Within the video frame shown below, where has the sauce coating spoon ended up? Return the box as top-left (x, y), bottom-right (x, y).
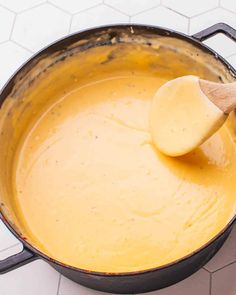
top-left (150, 75), bottom-right (236, 157)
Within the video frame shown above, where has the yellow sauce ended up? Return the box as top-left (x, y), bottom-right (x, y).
top-left (13, 72), bottom-right (236, 272)
top-left (150, 75), bottom-right (227, 156)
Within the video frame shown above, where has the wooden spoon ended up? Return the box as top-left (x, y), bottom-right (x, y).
top-left (150, 75), bottom-right (236, 157)
top-left (199, 79), bottom-right (236, 114)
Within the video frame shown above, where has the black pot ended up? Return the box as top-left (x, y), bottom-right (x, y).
top-left (0, 23), bottom-right (236, 294)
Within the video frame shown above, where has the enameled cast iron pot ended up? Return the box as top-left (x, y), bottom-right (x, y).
top-left (0, 23), bottom-right (236, 294)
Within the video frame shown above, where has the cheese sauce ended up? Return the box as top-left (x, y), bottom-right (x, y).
top-left (13, 72), bottom-right (236, 272)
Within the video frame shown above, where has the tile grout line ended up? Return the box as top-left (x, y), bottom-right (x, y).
top-left (161, 4), bottom-right (189, 18)
top-left (188, 6), bottom-right (218, 19)
top-left (131, 4), bottom-right (161, 17)
top-left (103, 3), bottom-right (131, 17)
top-left (220, 6), bottom-right (236, 16)
top-left (71, 3), bottom-right (103, 16)
top-left (68, 15), bottom-right (73, 34)
top-left (48, 2), bottom-right (104, 16)
top-left (67, 3), bottom-right (108, 34)
top-left (57, 274), bottom-right (62, 295)
top-left (211, 261), bottom-right (236, 274)
top-left (226, 53), bottom-right (236, 58)
top-left (47, 1), bottom-right (73, 15)
top-left (0, 242), bottom-right (20, 254)
top-left (16, 1), bottom-right (48, 14)
top-left (0, 3), bottom-right (15, 13)
top-left (187, 17), bottom-right (190, 34)
top-left (0, 40), bottom-right (10, 45)
top-left (10, 39), bottom-right (34, 54)
top-left (203, 266), bottom-right (211, 274)
top-left (9, 13), bottom-right (17, 40)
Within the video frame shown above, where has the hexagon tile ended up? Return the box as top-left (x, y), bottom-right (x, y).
top-left (12, 3), bottom-right (71, 52)
top-left (70, 4), bottom-right (129, 33)
top-left (49, 0), bottom-right (102, 14)
top-left (203, 33), bottom-right (236, 59)
top-left (0, 7), bottom-right (14, 43)
top-left (0, 41), bottom-right (32, 88)
top-left (211, 263), bottom-right (236, 295)
top-left (104, 0), bottom-right (160, 16)
top-left (131, 6), bottom-right (188, 33)
top-left (189, 7), bottom-right (236, 34)
top-left (163, 0), bottom-right (218, 17)
top-left (0, 0), bottom-right (46, 13)
top-left (0, 260), bottom-right (60, 295)
top-left (1, 1), bottom-right (236, 295)
top-left (221, 0), bottom-right (236, 13)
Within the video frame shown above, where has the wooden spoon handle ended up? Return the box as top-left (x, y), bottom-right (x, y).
top-left (199, 80), bottom-right (236, 114)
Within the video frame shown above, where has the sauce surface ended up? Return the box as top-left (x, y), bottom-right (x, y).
top-left (13, 74), bottom-right (236, 272)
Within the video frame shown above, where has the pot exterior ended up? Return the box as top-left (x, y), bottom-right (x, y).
top-left (50, 224), bottom-right (232, 294)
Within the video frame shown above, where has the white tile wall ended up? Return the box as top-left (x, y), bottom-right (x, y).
top-left (203, 33), bottom-right (236, 58)
top-left (12, 3), bottom-right (71, 51)
top-left (59, 276), bottom-right (112, 295)
top-left (70, 5), bottom-right (128, 32)
top-left (0, 243), bottom-right (22, 260)
top-left (163, 0), bottom-right (218, 17)
top-left (189, 8), bottom-right (236, 34)
top-left (0, 7), bottom-right (14, 43)
top-left (49, 0), bottom-right (102, 14)
top-left (0, 0), bottom-right (236, 294)
top-left (0, 221), bottom-right (20, 252)
top-left (0, 0), bottom-right (46, 12)
top-left (0, 41), bottom-right (32, 88)
top-left (131, 6), bottom-right (188, 33)
top-left (227, 54), bottom-right (236, 68)
top-left (221, 0), bottom-right (236, 13)
top-left (0, 260), bottom-right (60, 295)
top-left (104, 0), bottom-right (160, 16)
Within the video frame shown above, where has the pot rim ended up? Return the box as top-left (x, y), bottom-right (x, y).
top-left (0, 23), bottom-right (236, 277)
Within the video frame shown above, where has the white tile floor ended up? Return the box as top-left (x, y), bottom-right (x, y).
top-left (0, 0), bottom-right (236, 294)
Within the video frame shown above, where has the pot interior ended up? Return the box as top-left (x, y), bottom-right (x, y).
top-left (0, 26), bottom-right (236, 271)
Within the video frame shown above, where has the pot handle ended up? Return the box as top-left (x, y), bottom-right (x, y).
top-left (0, 246), bottom-right (37, 274)
top-left (192, 22), bottom-right (236, 42)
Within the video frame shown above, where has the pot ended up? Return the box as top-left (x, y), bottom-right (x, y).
top-left (0, 23), bottom-right (236, 294)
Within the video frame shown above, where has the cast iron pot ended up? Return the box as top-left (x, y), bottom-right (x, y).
top-left (0, 23), bottom-right (236, 294)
